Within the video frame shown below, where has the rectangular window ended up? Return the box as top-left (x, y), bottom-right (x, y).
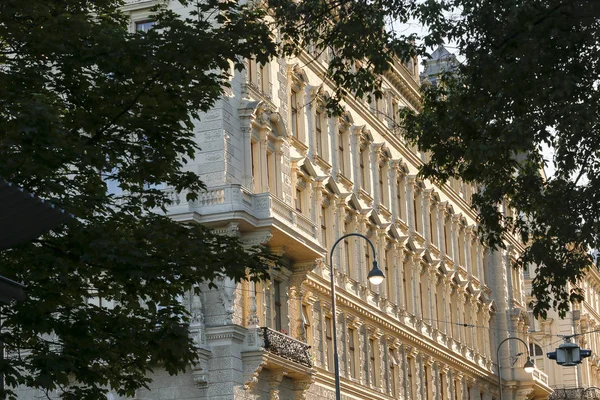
top-left (302, 304), bottom-right (311, 343)
top-left (392, 100), bottom-right (399, 129)
top-left (338, 130), bottom-right (345, 175)
top-left (360, 149), bottom-right (368, 190)
top-left (419, 279), bottom-right (424, 318)
top-left (379, 165), bottom-right (385, 205)
top-left (397, 179), bottom-right (404, 220)
top-left (369, 338), bottom-right (376, 385)
top-left (364, 239), bottom-right (371, 275)
top-left (295, 188), bottom-right (303, 212)
top-left (325, 316), bottom-right (333, 370)
top-left (259, 63), bottom-right (268, 94)
top-left (385, 248), bottom-right (394, 303)
top-left (389, 349), bottom-right (396, 395)
top-left (268, 152), bottom-right (278, 195)
top-left (291, 91), bottom-right (299, 139)
top-left (424, 365), bottom-right (431, 400)
top-left (274, 281), bottom-right (282, 331)
top-left (136, 20), bottom-right (155, 32)
top-left (321, 206), bottom-right (327, 247)
top-left (407, 356), bottom-right (415, 400)
top-left (348, 328), bottom-right (356, 378)
top-left (315, 110), bottom-right (323, 155)
top-left (429, 206), bottom-right (438, 248)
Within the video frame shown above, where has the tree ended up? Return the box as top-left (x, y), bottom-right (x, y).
top-left (402, 0), bottom-right (600, 318)
top-left (0, 0), bottom-right (278, 398)
top-left (268, 0), bottom-right (600, 318)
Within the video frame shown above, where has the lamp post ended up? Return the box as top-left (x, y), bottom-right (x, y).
top-left (496, 336), bottom-right (536, 400)
top-left (329, 233), bottom-right (385, 400)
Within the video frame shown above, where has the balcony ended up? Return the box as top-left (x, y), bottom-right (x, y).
top-left (165, 184), bottom-right (324, 261)
top-left (550, 387), bottom-right (600, 400)
top-left (261, 327), bottom-right (312, 368)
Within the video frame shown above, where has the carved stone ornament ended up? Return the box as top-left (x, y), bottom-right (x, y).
top-left (191, 348), bottom-right (211, 387)
top-left (243, 359), bottom-right (267, 390)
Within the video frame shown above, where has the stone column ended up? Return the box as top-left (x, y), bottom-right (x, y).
top-left (399, 345), bottom-right (409, 400)
top-left (406, 175), bottom-right (416, 233)
top-left (446, 369), bottom-right (456, 400)
top-left (431, 360), bottom-right (440, 400)
top-left (460, 375), bottom-right (469, 400)
top-left (414, 351), bottom-right (424, 400)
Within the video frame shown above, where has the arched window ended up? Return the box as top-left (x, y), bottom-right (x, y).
top-left (529, 343), bottom-right (544, 372)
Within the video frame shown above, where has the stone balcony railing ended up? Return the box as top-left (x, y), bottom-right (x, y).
top-left (532, 368), bottom-right (549, 385)
top-left (164, 184), bottom-right (319, 242)
top-left (261, 327), bottom-right (312, 368)
top-left (549, 387), bottom-right (600, 400)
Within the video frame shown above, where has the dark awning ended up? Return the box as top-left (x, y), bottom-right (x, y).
top-left (0, 179), bottom-right (70, 250)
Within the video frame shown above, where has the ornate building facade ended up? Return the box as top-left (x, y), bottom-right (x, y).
top-left (14, 2), bottom-right (556, 399)
top-left (116, 2), bottom-right (554, 400)
top-left (527, 263), bottom-right (600, 399)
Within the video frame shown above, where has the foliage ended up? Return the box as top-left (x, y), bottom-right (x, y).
top-left (402, 0), bottom-right (600, 318)
top-left (0, 0), bottom-right (278, 398)
top-left (269, 0), bottom-right (600, 317)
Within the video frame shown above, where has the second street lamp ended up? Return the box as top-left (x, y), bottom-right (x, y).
top-left (328, 233), bottom-right (384, 400)
top-left (496, 336), bottom-right (535, 399)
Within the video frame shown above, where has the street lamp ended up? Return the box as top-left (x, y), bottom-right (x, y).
top-left (496, 336), bottom-right (535, 400)
top-left (328, 233), bottom-right (384, 400)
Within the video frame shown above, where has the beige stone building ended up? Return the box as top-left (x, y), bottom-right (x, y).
top-left (119, 3), bottom-right (554, 400)
top-left (17, 3), bottom-right (557, 399)
top-left (527, 262), bottom-right (600, 399)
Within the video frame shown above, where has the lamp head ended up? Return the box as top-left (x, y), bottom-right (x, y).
top-left (523, 357), bottom-right (535, 373)
top-left (367, 261), bottom-right (385, 285)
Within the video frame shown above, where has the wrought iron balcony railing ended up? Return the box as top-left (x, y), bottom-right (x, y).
top-left (550, 387), bottom-right (600, 400)
top-left (261, 327), bottom-right (312, 368)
